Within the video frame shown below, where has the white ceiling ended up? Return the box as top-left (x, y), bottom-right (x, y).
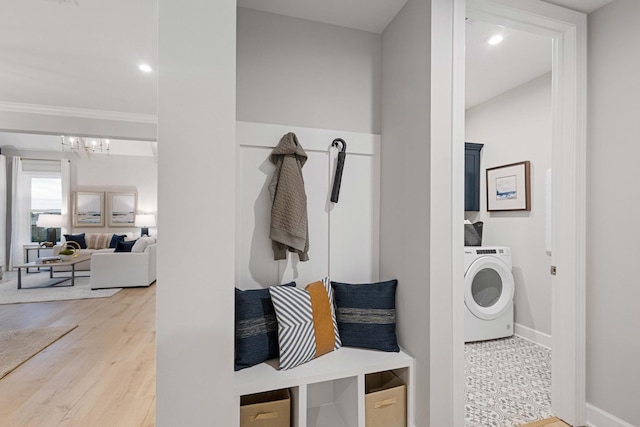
top-left (0, 0), bottom-right (615, 153)
top-left (237, 0), bottom-right (408, 34)
top-left (0, 0), bottom-right (157, 115)
top-left (465, 20), bottom-right (552, 109)
top-left (462, 0), bottom-right (614, 108)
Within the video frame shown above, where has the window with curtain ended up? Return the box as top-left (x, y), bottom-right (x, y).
top-left (22, 160), bottom-right (62, 243)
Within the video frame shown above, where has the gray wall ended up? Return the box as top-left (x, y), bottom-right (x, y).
top-left (465, 73), bottom-right (553, 336)
top-left (381, 0), bottom-right (432, 424)
top-left (587, 1), bottom-right (640, 425)
top-left (237, 7), bottom-right (381, 134)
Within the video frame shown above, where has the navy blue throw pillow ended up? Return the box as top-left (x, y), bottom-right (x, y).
top-left (109, 234), bottom-right (127, 249)
top-left (235, 282), bottom-right (296, 371)
top-left (63, 233), bottom-right (87, 249)
top-left (114, 240), bottom-right (136, 253)
top-left (331, 279), bottom-right (400, 352)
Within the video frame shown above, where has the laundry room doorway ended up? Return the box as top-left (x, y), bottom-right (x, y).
top-left (455, 1), bottom-right (587, 426)
top-left (463, 12), bottom-right (554, 427)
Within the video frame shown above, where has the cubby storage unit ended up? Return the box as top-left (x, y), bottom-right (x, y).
top-left (307, 377), bottom-right (358, 427)
top-left (234, 347), bottom-right (414, 427)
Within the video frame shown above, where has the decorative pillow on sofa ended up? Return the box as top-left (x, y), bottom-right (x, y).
top-left (331, 279), bottom-right (399, 352)
top-left (63, 233), bottom-right (87, 249)
top-left (269, 277), bottom-right (341, 370)
top-left (131, 236), bottom-right (154, 253)
top-left (234, 282), bottom-right (296, 371)
top-left (85, 233), bottom-right (113, 249)
top-left (109, 234), bottom-right (127, 249)
top-left (114, 240), bottom-right (137, 253)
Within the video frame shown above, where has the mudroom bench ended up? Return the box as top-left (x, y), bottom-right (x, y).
top-left (234, 347), bottom-right (415, 427)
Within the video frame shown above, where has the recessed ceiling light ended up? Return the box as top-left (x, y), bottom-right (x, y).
top-left (488, 35), bottom-right (504, 45)
top-left (138, 64), bottom-right (153, 73)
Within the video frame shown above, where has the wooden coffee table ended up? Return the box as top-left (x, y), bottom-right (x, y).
top-left (14, 258), bottom-right (85, 289)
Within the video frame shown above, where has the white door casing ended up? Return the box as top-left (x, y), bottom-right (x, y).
top-left (460, 1), bottom-right (587, 425)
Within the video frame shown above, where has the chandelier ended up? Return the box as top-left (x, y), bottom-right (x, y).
top-left (61, 135), bottom-right (110, 155)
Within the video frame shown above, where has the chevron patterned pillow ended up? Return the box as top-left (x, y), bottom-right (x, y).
top-left (269, 277), bottom-right (342, 370)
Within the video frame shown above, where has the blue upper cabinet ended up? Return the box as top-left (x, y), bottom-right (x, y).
top-left (465, 143), bottom-right (484, 211)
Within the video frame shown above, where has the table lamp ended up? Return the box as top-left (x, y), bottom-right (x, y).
top-left (135, 214), bottom-right (156, 237)
top-left (36, 214), bottom-right (62, 245)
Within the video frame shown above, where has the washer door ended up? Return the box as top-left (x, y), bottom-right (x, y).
top-left (464, 257), bottom-right (514, 320)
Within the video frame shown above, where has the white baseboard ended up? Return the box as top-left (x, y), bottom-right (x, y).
top-left (514, 323), bottom-right (551, 349)
top-left (586, 403), bottom-right (635, 427)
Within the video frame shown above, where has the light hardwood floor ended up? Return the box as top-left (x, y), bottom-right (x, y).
top-left (0, 280), bottom-right (155, 426)
top-left (522, 417), bottom-right (571, 427)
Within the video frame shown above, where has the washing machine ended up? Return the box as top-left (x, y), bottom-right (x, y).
top-left (464, 246), bottom-right (514, 342)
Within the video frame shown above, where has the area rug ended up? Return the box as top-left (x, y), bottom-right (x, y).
top-left (0, 325), bottom-right (77, 379)
top-left (0, 274), bottom-right (122, 305)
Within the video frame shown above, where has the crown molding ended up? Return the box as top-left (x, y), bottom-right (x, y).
top-left (0, 101), bottom-right (158, 124)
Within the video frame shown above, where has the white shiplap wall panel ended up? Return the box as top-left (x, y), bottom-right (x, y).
top-left (329, 150), bottom-right (380, 283)
top-left (236, 121), bottom-right (379, 289)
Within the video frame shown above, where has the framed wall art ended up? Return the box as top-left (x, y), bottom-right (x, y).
top-left (73, 191), bottom-right (105, 227)
top-left (107, 192), bottom-right (137, 227)
top-left (486, 161), bottom-right (531, 211)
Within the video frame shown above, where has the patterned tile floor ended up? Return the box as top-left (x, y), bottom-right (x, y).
top-left (465, 336), bottom-right (553, 427)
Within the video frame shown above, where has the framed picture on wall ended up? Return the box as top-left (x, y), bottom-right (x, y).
top-left (73, 191), bottom-right (105, 227)
top-left (486, 161), bottom-right (531, 211)
top-left (107, 192), bottom-right (137, 227)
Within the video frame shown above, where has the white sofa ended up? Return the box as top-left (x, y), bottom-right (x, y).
top-left (90, 242), bottom-right (157, 289)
